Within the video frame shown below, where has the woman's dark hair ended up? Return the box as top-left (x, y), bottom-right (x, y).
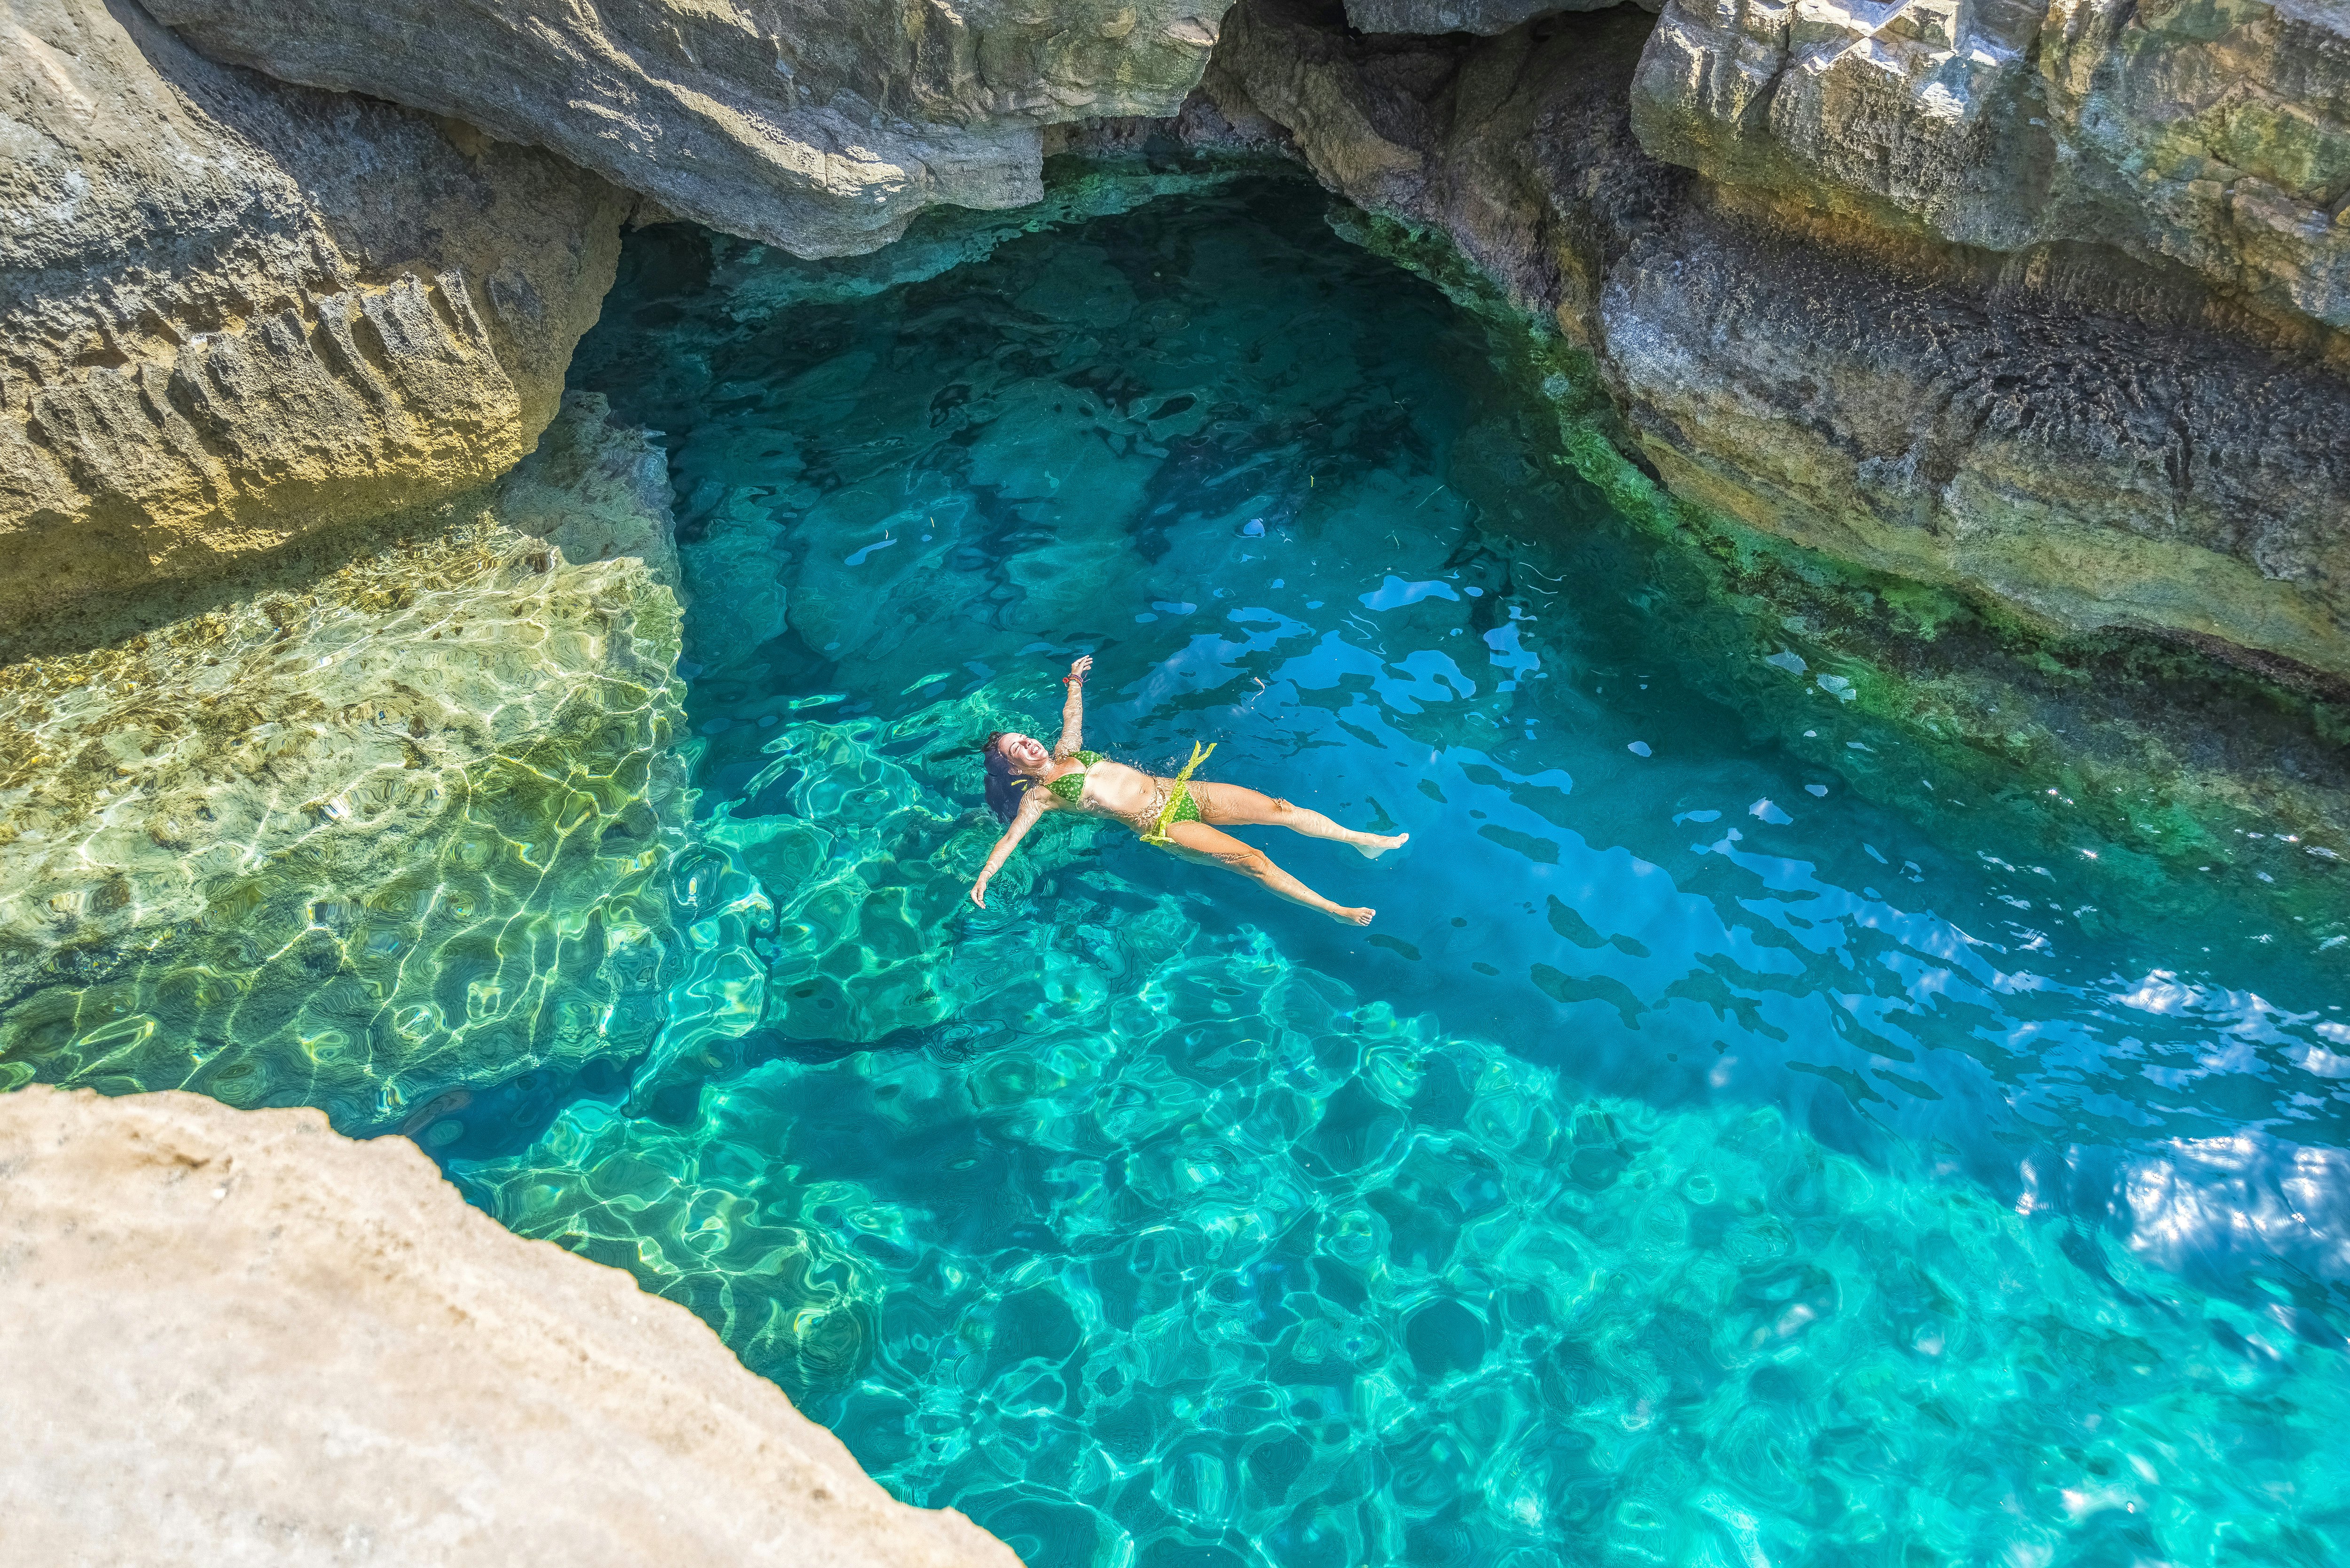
top-left (982, 732), bottom-right (1028, 825)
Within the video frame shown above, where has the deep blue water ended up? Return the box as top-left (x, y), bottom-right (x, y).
top-left (451, 175), bottom-right (2350, 1567)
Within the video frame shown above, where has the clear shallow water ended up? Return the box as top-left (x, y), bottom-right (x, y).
top-left (445, 177), bottom-right (2350, 1565)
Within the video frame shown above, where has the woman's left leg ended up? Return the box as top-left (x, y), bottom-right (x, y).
top-left (1159, 819), bottom-right (1373, 925)
top-left (1190, 780), bottom-right (1408, 859)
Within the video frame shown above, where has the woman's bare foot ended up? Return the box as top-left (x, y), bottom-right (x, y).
top-left (1331, 905), bottom-right (1374, 926)
top-left (1353, 832), bottom-right (1409, 860)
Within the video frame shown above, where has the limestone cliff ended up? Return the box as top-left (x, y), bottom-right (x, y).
top-left (0, 0), bottom-right (629, 629)
top-left (1633, 0), bottom-right (2350, 339)
top-left (0, 395), bottom-right (688, 1132)
top-left (149, 0), bottom-right (1238, 258)
top-left (1193, 0), bottom-right (2350, 683)
top-left (0, 1085), bottom-right (1021, 1568)
top-left (19, 0), bottom-right (2341, 691)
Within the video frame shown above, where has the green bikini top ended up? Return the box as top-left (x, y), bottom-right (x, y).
top-left (1044, 751), bottom-right (1104, 804)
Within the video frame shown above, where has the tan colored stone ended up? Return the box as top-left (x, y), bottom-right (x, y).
top-left (0, 0), bottom-right (628, 623)
top-left (0, 1085), bottom-right (1021, 1568)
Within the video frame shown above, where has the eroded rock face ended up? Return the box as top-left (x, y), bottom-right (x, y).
top-left (1632, 0), bottom-right (2350, 336)
top-left (149, 0), bottom-right (1238, 258)
top-left (0, 396), bottom-right (688, 1132)
top-left (0, 1085), bottom-right (1021, 1568)
top-left (0, 0), bottom-right (629, 627)
top-left (1194, 0), bottom-right (2350, 680)
top-left (1597, 215), bottom-right (2350, 668)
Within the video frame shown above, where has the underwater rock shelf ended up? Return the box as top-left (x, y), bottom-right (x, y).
top-left (0, 396), bottom-right (691, 1129)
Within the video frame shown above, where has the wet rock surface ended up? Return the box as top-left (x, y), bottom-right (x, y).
top-left (0, 397), bottom-right (687, 1132)
top-left (0, 0), bottom-right (629, 625)
top-left (1191, 0), bottom-right (2350, 680)
top-left (151, 0), bottom-right (1241, 258)
top-left (0, 1084), bottom-right (1021, 1568)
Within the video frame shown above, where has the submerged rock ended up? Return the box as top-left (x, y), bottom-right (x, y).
top-left (0, 1085), bottom-right (1019, 1568)
top-left (150, 0), bottom-right (1240, 258)
top-left (0, 0), bottom-right (630, 629)
top-left (0, 397), bottom-right (688, 1131)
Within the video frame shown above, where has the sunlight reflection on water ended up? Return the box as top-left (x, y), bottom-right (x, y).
top-left (446, 175), bottom-right (2350, 1567)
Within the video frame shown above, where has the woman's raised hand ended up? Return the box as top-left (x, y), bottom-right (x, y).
top-left (1066, 654), bottom-right (1092, 685)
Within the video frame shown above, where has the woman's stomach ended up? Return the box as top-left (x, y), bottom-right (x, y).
top-left (1075, 763), bottom-right (1159, 822)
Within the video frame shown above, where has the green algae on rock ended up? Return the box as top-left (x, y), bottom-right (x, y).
top-left (1333, 203), bottom-right (2350, 920)
top-left (0, 398), bottom-right (688, 1132)
top-left (1189, 0), bottom-right (2350, 685)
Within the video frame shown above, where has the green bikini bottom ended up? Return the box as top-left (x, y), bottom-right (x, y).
top-left (1143, 742), bottom-right (1214, 844)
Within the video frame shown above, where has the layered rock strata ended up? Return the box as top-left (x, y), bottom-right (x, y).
top-left (1193, 0), bottom-right (2350, 682)
top-left (1633, 0), bottom-right (2350, 340)
top-left (0, 0), bottom-right (629, 628)
top-left (0, 1085), bottom-right (1019, 1568)
top-left (151, 0), bottom-right (1239, 257)
top-left (0, 396), bottom-right (687, 1131)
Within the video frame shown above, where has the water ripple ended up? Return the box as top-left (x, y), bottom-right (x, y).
top-left (451, 172), bottom-right (2350, 1564)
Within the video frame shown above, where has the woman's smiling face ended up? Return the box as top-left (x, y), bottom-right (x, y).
top-left (995, 731), bottom-right (1052, 772)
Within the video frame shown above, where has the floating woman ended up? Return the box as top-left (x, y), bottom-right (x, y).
top-left (971, 656), bottom-right (1408, 925)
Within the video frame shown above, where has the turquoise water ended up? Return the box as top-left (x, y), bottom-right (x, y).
top-left (449, 176), bottom-right (2350, 1565)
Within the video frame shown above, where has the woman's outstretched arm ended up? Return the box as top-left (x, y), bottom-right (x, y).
top-left (970, 789), bottom-right (1051, 909)
top-left (1053, 655), bottom-right (1093, 758)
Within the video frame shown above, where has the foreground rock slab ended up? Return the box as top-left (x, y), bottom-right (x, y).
top-left (0, 1085), bottom-right (1020, 1568)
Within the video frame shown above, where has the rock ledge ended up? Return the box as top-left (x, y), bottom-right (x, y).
top-left (0, 1085), bottom-right (1019, 1568)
